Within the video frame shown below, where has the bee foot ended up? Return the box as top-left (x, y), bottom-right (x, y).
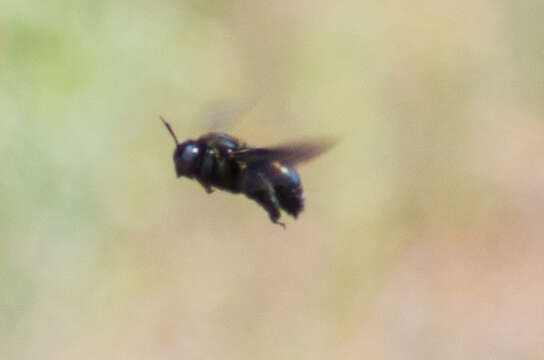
top-left (198, 180), bottom-right (214, 194)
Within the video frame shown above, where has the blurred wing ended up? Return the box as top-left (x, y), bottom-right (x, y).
top-left (233, 138), bottom-right (337, 166)
top-left (202, 98), bottom-right (260, 132)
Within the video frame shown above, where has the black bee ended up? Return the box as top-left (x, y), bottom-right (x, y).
top-left (161, 117), bottom-right (334, 227)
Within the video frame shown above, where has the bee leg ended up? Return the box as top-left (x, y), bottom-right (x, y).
top-left (245, 174), bottom-right (285, 228)
top-left (247, 190), bottom-right (285, 228)
top-left (241, 170), bottom-right (285, 228)
top-left (198, 179), bottom-right (214, 194)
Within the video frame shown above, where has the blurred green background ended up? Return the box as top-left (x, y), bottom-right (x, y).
top-left (2, 1), bottom-right (544, 358)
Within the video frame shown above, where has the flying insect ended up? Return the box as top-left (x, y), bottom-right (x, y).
top-left (161, 116), bottom-right (334, 228)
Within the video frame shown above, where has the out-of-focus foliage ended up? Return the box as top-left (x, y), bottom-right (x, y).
top-left (2, 1), bottom-right (544, 359)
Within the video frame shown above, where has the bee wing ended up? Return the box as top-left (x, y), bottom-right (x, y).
top-left (202, 98), bottom-right (260, 132)
top-left (232, 138), bottom-right (337, 166)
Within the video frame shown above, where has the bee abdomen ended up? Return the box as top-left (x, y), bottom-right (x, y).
top-left (275, 183), bottom-right (304, 218)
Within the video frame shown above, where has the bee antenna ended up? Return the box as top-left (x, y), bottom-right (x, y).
top-left (160, 116), bottom-right (179, 145)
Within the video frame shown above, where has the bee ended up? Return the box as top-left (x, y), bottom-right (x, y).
top-left (161, 116), bottom-right (334, 228)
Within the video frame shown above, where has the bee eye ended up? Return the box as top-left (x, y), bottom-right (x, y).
top-left (184, 144), bottom-right (199, 158)
top-left (181, 144), bottom-right (200, 166)
top-left (174, 142), bottom-right (201, 176)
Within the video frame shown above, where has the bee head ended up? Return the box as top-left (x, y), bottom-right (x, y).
top-left (173, 141), bottom-right (201, 177)
top-left (161, 116), bottom-right (200, 178)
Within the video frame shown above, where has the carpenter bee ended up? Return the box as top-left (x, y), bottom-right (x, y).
top-left (161, 116), bottom-right (334, 228)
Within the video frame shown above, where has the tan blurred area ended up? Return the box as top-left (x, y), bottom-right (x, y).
top-left (2, 1), bottom-right (544, 359)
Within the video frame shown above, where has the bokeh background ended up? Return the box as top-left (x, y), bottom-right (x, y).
top-left (2, 1), bottom-right (544, 358)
